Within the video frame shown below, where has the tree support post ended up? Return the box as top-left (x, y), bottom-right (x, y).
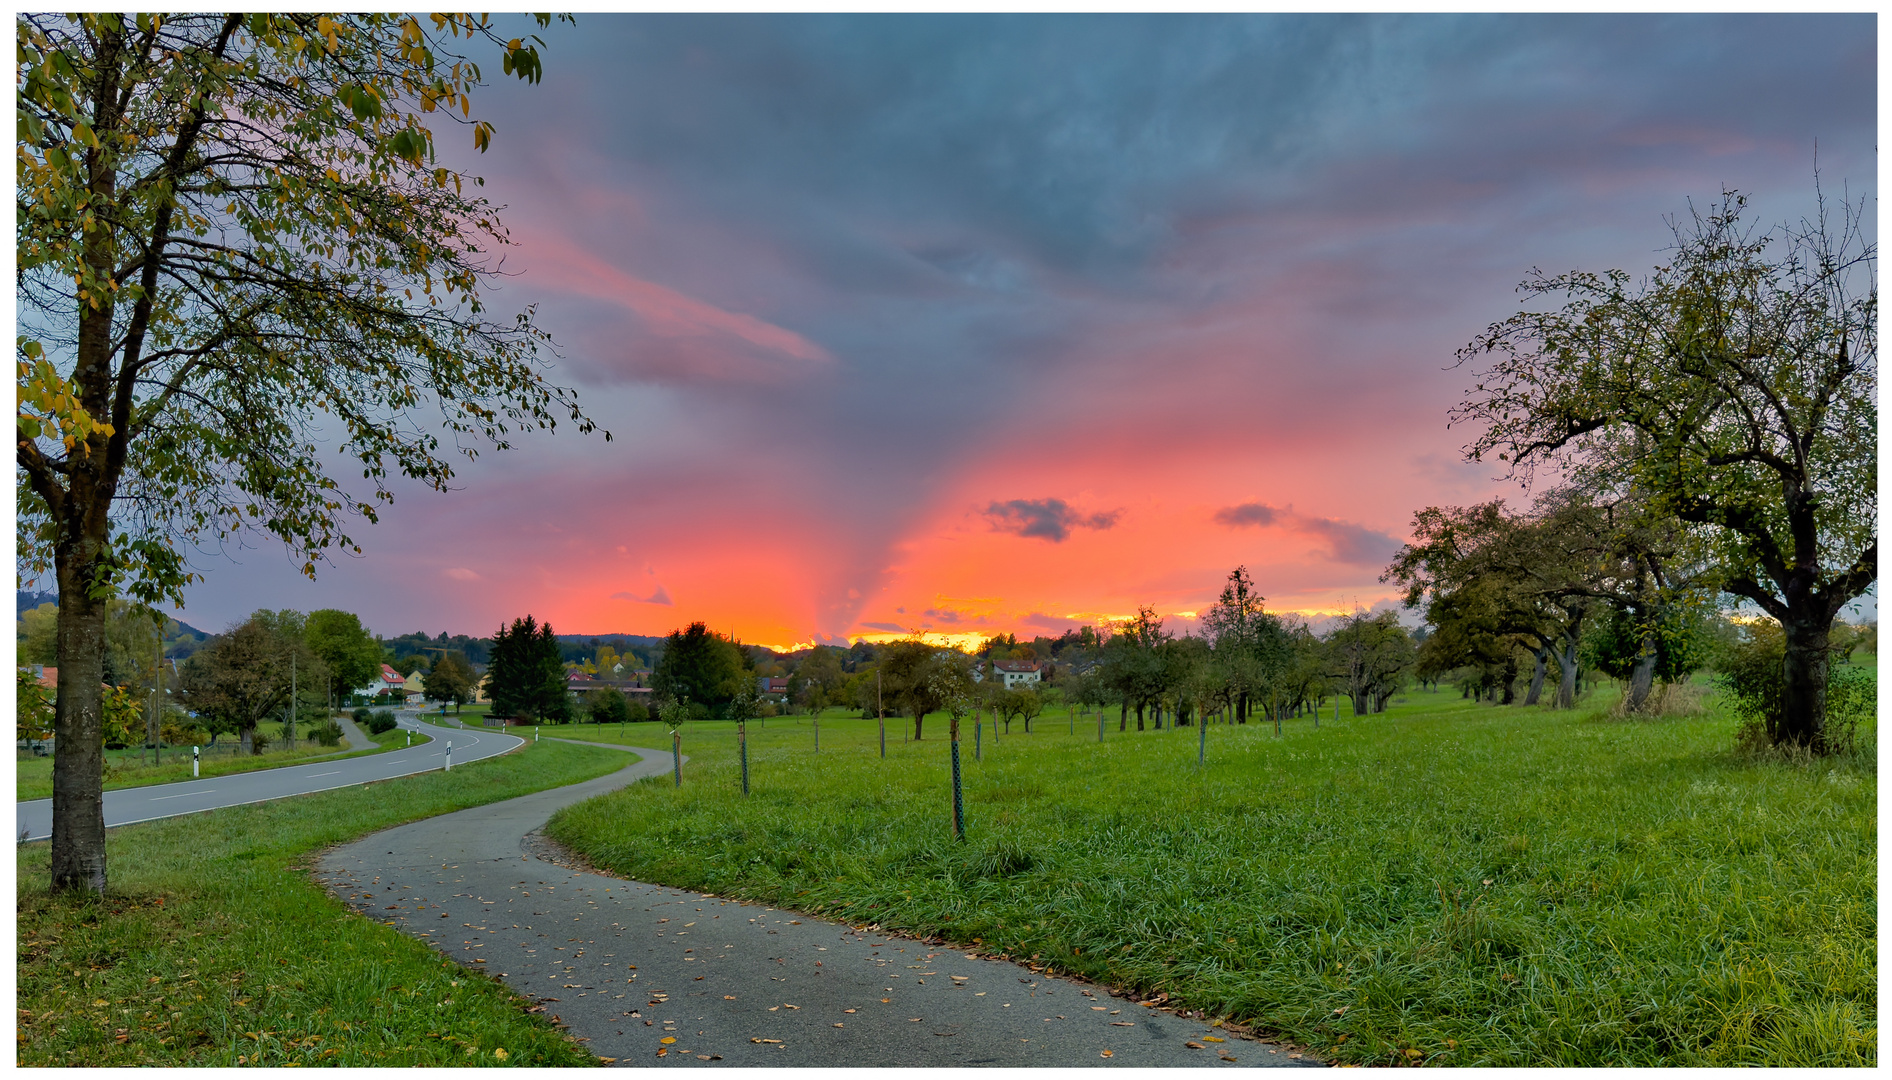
top-left (950, 718), bottom-right (965, 842)
top-left (672, 730), bottom-right (682, 787)
top-left (1198, 713), bottom-right (1207, 767)
top-left (740, 722), bottom-right (749, 797)
top-left (975, 718), bottom-right (981, 762)
top-left (814, 718), bottom-right (819, 753)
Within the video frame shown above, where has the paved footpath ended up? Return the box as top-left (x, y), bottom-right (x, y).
top-left (17, 717), bottom-right (517, 842)
top-left (316, 741), bottom-right (1320, 1068)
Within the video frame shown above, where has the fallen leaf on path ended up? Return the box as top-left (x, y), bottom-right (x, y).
top-left (724, 996), bottom-right (736, 1000)
top-left (1100, 1049), bottom-right (1113, 1058)
top-left (1185, 1041), bottom-right (1205, 1049)
top-left (1203, 1036), bottom-right (1225, 1043)
top-left (660, 1037), bottom-right (676, 1044)
top-left (750, 1038), bottom-right (782, 1044)
top-left (1110, 1021), bottom-right (1135, 1027)
top-left (832, 1023), bottom-right (844, 1028)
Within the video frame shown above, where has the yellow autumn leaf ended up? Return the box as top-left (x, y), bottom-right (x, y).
top-left (660, 1037), bottom-right (675, 1044)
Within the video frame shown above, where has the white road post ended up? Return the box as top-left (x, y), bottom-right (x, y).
top-left (446, 739), bottom-right (452, 771)
top-left (192, 744), bottom-right (199, 777)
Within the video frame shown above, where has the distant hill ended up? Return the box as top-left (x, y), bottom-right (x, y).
top-left (16, 590), bottom-right (210, 643)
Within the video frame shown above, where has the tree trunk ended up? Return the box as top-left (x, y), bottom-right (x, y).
top-left (1778, 613), bottom-right (1832, 749)
top-left (1135, 702), bottom-right (1145, 731)
top-left (1625, 629), bottom-right (1658, 713)
top-left (913, 710), bottom-right (924, 741)
top-left (50, 579), bottom-right (110, 895)
top-left (1523, 646), bottom-right (1548, 706)
top-left (1119, 700), bottom-right (1127, 732)
top-left (1556, 634), bottom-right (1580, 709)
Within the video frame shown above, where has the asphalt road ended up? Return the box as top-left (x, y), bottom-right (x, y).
top-left (316, 741), bottom-right (1320, 1068)
top-left (16, 715), bottom-right (519, 842)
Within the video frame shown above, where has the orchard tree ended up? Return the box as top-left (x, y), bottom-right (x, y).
top-left (1454, 189), bottom-right (1874, 749)
top-left (16, 13), bottom-right (596, 893)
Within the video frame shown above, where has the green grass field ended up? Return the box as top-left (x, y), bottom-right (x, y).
top-left (16, 739), bottom-right (632, 1067)
top-left (16, 719), bottom-right (429, 802)
top-left (545, 688), bottom-right (1876, 1067)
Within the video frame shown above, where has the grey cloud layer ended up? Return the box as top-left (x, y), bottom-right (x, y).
top-left (167, 15), bottom-right (1875, 636)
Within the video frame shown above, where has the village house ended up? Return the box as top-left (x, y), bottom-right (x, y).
top-left (355, 663), bottom-right (408, 700)
top-left (990, 659), bottom-right (1046, 688)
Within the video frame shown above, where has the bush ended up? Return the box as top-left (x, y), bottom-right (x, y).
top-left (1720, 619), bottom-right (1874, 754)
top-left (312, 721), bottom-right (344, 746)
top-left (352, 707), bottom-right (372, 725)
top-left (585, 687), bottom-right (630, 725)
top-left (626, 699), bottom-right (650, 723)
top-left (365, 710), bottom-right (398, 735)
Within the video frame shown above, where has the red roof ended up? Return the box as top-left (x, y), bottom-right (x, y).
top-left (993, 660), bottom-right (1043, 673)
top-left (381, 664), bottom-right (404, 684)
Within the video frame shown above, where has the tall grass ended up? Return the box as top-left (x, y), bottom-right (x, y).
top-left (16, 739), bottom-right (629, 1066)
top-left (546, 692), bottom-right (1876, 1066)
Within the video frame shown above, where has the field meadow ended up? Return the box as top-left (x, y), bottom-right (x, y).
top-left (545, 681), bottom-right (1877, 1067)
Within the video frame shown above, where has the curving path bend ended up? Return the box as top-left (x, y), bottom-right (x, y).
top-left (16, 715), bottom-right (516, 842)
top-left (316, 739), bottom-right (1319, 1068)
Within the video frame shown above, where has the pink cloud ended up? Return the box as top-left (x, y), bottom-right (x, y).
top-left (520, 228), bottom-right (833, 378)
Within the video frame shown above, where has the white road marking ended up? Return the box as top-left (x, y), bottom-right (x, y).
top-left (309, 771), bottom-right (340, 777)
top-left (150, 790), bottom-right (214, 800)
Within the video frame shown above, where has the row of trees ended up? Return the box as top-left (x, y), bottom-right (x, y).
top-left (1373, 187), bottom-right (1874, 752)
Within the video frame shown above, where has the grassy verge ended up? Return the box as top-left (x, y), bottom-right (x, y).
top-left (16, 720), bottom-right (429, 802)
top-left (17, 739), bottom-right (634, 1066)
top-left (546, 691), bottom-right (1876, 1066)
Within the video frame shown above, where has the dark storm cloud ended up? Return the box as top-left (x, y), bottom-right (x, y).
top-left (985, 498), bottom-right (1123, 543)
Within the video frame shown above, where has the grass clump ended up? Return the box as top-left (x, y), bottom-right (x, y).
top-left (17, 739), bottom-right (630, 1067)
top-left (546, 693), bottom-right (1875, 1066)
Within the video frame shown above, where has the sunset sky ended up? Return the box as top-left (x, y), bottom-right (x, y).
top-left (153, 14), bottom-right (1875, 650)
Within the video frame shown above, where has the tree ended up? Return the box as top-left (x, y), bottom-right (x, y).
top-left (1454, 189), bottom-right (1874, 749)
top-left (18, 669), bottom-right (55, 743)
top-left (484, 615), bottom-right (568, 723)
top-left (1202, 568), bottom-right (1292, 723)
top-left (16, 13), bottom-right (595, 893)
top-left (880, 640), bottom-right (953, 740)
top-left (423, 649), bottom-right (476, 712)
top-left (790, 646), bottom-right (845, 716)
top-left (584, 686), bottom-right (630, 726)
top-left (18, 602), bottom-right (60, 665)
top-left (178, 612), bottom-right (318, 752)
top-left (304, 609), bottom-right (381, 706)
top-left (1325, 611), bottom-right (1415, 715)
top-left (651, 622), bottom-right (746, 720)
